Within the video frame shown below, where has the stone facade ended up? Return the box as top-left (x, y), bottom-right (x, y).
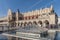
top-left (0, 5), bottom-right (58, 28)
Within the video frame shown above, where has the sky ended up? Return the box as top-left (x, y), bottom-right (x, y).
top-left (0, 0), bottom-right (60, 17)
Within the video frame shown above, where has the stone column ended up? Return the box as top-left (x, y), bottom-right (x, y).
top-left (30, 16), bottom-right (32, 19)
top-left (26, 23), bottom-right (27, 26)
top-left (43, 23), bottom-right (46, 28)
top-left (27, 16), bottom-right (29, 20)
top-left (22, 24), bottom-right (24, 27)
top-left (16, 22), bottom-right (18, 27)
top-left (19, 23), bottom-right (21, 27)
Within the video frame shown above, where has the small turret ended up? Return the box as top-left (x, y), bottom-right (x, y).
top-left (7, 9), bottom-right (13, 21)
top-left (8, 9), bottom-right (12, 16)
top-left (16, 9), bottom-right (20, 21)
top-left (50, 5), bottom-right (53, 11)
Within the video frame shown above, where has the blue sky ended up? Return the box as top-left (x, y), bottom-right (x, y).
top-left (0, 0), bottom-right (60, 17)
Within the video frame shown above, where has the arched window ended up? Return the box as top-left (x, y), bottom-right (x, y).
top-left (21, 22), bottom-right (23, 26)
top-left (38, 21), bottom-right (42, 27)
top-left (32, 16), bottom-right (34, 19)
top-left (44, 20), bottom-right (49, 25)
top-left (33, 21), bottom-right (37, 25)
top-left (38, 21), bottom-right (42, 24)
top-left (24, 22), bottom-right (27, 26)
top-left (44, 20), bottom-right (49, 28)
top-left (36, 16), bottom-right (38, 19)
top-left (28, 22), bottom-right (32, 25)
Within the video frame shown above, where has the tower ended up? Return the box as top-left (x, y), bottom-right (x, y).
top-left (7, 9), bottom-right (13, 27)
top-left (16, 9), bottom-right (20, 21)
top-left (50, 5), bottom-right (53, 12)
top-left (8, 9), bottom-right (12, 21)
top-left (16, 9), bottom-right (20, 27)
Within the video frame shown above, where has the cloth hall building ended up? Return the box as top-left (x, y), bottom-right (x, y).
top-left (0, 5), bottom-right (58, 29)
